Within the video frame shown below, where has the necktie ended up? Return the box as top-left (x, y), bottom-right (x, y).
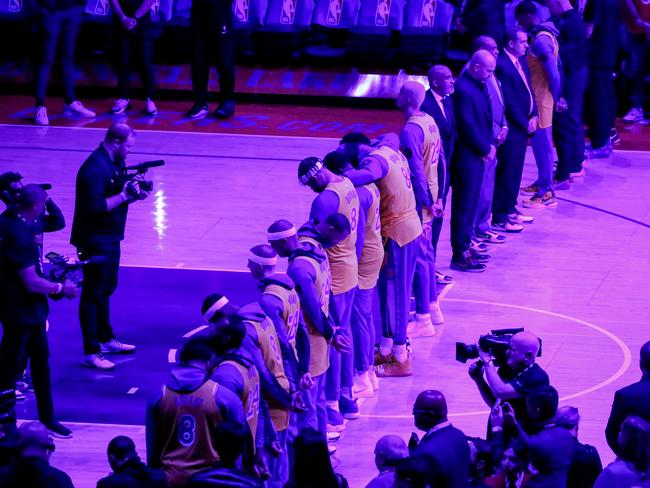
top-left (439, 95), bottom-right (447, 120)
top-left (515, 58), bottom-right (534, 114)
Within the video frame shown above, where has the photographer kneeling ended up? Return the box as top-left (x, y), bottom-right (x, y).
top-left (468, 331), bottom-right (550, 435)
top-left (0, 185), bottom-right (78, 438)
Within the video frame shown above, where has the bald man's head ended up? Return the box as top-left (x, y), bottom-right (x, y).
top-left (427, 65), bottom-right (455, 96)
top-left (468, 50), bottom-right (497, 82)
top-left (396, 81), bottom-right (426, 113)
top-left (506, 331), bottom-right (540, 371)
top-left (19, 422), bottom-right (54, 460)
top-left (374, 435), bottom-right (408, 470)
top-left (413, 390), bottom-right (448, 431)
top-left (473, 36), bottom-right (499, 59)
top-left (104, 123), bottom-right (135, 162)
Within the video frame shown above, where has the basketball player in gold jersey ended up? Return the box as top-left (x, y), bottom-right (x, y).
top-left (323, 151), bottom-right (384, 397)
top-left (267, 217), bottom-right (350, 453)
top-left (338, 132), bottom-right (422, 377)
top-left (398, 81), bottom-right (445, 339)
top-left (298, 157), bottom-right (361, 423)
top-left (146, 336), bottom-right (246, 487)
top-left (248, 244), bottom-right (308, 487)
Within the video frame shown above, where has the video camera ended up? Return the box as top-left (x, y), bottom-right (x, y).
top-left (123, 160), bottom-right (165, 199)
top-left (455, 328), bottom-right (542, 367)
top-left (43, 252), bottom-right (106, 295)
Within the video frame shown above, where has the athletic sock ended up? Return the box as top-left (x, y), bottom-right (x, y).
top-left (394, 344), bottom-right (408, 363)
top-left (379, 337), bottom-right (393, 357)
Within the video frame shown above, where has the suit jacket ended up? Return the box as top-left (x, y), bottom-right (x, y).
top-left (605, 376), bottom-right (650, 455)
top-left (412, 424), bottom-right (471, 488)
top-left (527, 426), bottom-right (577, 488)
top-left (496, 52), bottom-right (537, 134)
top-left (421, 89), bottom-right (456, 165)
top-left (567, 439), bottom-right (603, 488)
top-left (452, 72), bottom-right (493, 167)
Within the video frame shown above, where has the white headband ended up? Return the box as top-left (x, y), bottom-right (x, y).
top-left (299, 159), bottom-right (324, 184)
top-left (267, 226), bottom-right (297, 241)
top-left (203, 296), bottom-right (229, 322)
top-left (248, 252), bottom-right (278, 266)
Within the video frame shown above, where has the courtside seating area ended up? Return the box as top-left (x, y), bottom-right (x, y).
top-left (0, 0), bottom-right (457, 70)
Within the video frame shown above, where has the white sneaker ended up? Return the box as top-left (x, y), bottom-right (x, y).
top-left (368, 367), bottom-right (379, 391)
top-left (144, 98), bottom-right (158, 117)
top-left (328, 444), bottom-right (337, 455)
top-left (14, 389), bottom-right (26, 402)
top-left (34, 106), bottom-right (49, 126)
top-left (407, 313), bottom-right (436, 338)
top-left (64, 100), bottom-right (96, 117)
top-left (430, 301), bottom-right (444, 325)
top-left (623, 107), bottom-right (644, 124)
top-left (83, 353), bottom-right (115, 370)
top-left (100, 339), bottom-right (136, 354)
top-left (327, 431), bottom-right (341, 442)
top-left (111, 98), bottom-right (130, 114)
top-left (352, 371), bottom-right (374, 399)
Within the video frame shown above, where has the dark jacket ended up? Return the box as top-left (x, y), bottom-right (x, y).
top-left (0, 456), bottom-right (74, 488)
top-left (187, 462), bottom-right (263, 488)
top-left (452, 73), bottom-right (493, 165)
top-left (71, 145), bottom-right (129, 248)
top-left (496, 52), bottom-right (537, 134)
top-left (605, 376), bottom-right (650, 455)
top-left (412, 423), bottom-right (471, 488)
top-left (567, 439), bottom-right (602, 488)
top-left (97, 460), bottom-right (167, 488)
top-left (527, 426), bottom-right (577, 488)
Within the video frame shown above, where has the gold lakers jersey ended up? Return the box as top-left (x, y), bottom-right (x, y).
top-left (358, 183), bottom-right (384, 290)
top-left (527, 30), bottom-right (559, 129)
top-left (263, 282), bottom-right (301, 355)
top-left (158, 380), bottom-right (223, 487)
top-left (293, 236), bottom-right (332, 377)
top-left (405, 113), bottom-right (441, 223)
top-left (324, 177), bottom-right (359, 294)
top-left (371, 146), bottom-right (422, 246)
top-left (221, 359), bottom-right (260, 452)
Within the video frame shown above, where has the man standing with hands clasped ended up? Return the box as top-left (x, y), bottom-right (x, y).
top-left (71, 123), bottom-right (149, 371)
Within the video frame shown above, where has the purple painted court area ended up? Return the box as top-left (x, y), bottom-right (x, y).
top-left (15, 265), bottom-right (447, 426)
top-left (15, 267), bottom-right (260, 425)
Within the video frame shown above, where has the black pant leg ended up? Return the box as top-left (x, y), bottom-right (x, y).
top-left (588, 68), bottom-right (615, 149)
top-left (78, 243), bottom-right (120, 354)
top-left (190, 1), bottom-right (211, 105)
top-left (493, 129), bottom-right (528, 222)
top-left (0, 322), bottom-right (31, 426)
top-left (115, 25), bottom-right (132, 99)
top-left (215, 30), bottom-right (235, 101)
top-left (26, 322), bottom-right (54, 423)
top-left (450, 158), bottom-right (484, 258)
top-left (138, 27), bottom-right (157, 100)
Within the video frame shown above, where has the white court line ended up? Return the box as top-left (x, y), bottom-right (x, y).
top-left (0, 123), bottom-right (340, 142)
top-left (437, 281), bottom-right (454, 301)
top-left (127, 388), bottom-right (139, 395)
top-left (3, 124), bottom-right (650, 154)
top-left (361, 298), bottom-right (633, 420)
top-left (167, 349), bottom-right (177, 363)
top-left (183, 325), bottom-right (209, 338)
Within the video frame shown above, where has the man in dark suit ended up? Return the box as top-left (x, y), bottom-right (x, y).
top-left (450, 50), bottom-right (496, 272)
top-left (605, 340), bottom-right (650, 455)
top-left (421, 65), bottom-right (456, 285)
top-left (493, 27), bottom-right (538, 227)
top-left (556, 406), bottom-right (603, 488)
top-left (410, 390), bottom-right (470, 488)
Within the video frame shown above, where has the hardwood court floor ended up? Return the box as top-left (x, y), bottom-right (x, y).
top-left (1, 124), bottom-right (650, 487)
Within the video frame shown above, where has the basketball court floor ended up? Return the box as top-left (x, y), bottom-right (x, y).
top-left (1, 105), bottom-right (650, 487)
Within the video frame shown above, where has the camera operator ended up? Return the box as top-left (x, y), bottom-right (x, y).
top-left (71, 123), bottom-right (148, 371)
top-left (0, 184), bottom-right (77, 439)
top-left (468, 331), bottom-right (550, 434)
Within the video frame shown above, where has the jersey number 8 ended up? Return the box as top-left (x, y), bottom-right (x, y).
top-left (178, 414), bottom-right (196, 447)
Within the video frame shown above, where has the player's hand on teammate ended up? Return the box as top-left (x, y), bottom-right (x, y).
top-left (433, 199), bottom-right (444, 218)
top-left (254, 452), bottom-right (271, 480)
top-left (270, 440), bottom-right (283, 457)
top-left (332, 332), bottom-right (351, 354)
top-left (299, 372), bottom-right (315, 390)
top-left (291, 391), bottom-right (308, 412)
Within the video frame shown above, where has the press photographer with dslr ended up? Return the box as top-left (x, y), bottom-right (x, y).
top-left (0, 184), bottom-right (77, 438)
top-left (467, 330), bottom-right (550, 434)
top-left (71, 123), bottom-right (149, 371)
